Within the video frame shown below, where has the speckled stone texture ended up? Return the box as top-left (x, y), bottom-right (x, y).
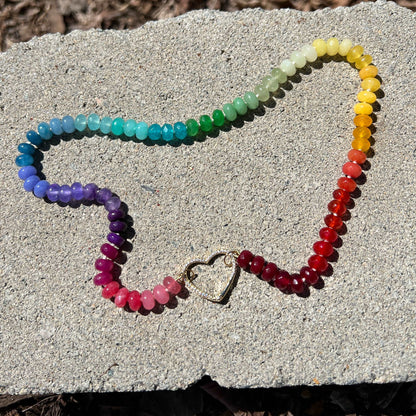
top-left (1, 0), bottom-right (415, 394)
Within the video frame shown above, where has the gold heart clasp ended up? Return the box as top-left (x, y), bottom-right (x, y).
top-left (179, 250), bottom-right (240, 302)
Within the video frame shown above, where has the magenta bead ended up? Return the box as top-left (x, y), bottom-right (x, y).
top-left (114, 287), bottom-right (129, 308)
top-left (93, 272), bottom-right (113, 286)
top-left (127, 290), bottom-right (142, 311)
top-left (141, 290), bottom-right (155, 311)
top-left (95, 258), bottom-right (114, 272)
top-left (153, 284), bottom-right (170, 305)
top-left (163, 276), bottom-right (182, 295)
top-left (100, 243), bottom-right (119, 260)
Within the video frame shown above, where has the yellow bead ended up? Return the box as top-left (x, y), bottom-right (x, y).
top-left (355, 54), bottom-right (372, 70)
top-left (312, 39), bottom-right (327, 57)
top-left (326, 38), bottom-right (339, 56)
top-left (353, 126), bottom-right (371, 140)
top-left (354, 102), bottom-right (373, 115)
top-left (359, 65), bottom-right (378, 79)
top-left (352, 138), bottom-right (371, 152)
top-left (357, 90), bottom-right (377, 104)
top-left (338, 39), bottom-right (353, 56)
top-left (347, 45), bottom-right (364, 63)
top-left (354, 114), bottom-right (372, 127)
top-left (361, 77), bottom-right (381, 92)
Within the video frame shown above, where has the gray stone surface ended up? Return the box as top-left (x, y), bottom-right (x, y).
top-left (1, 0), bottom-right (415, 394)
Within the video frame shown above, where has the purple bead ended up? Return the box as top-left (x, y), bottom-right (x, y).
top-left (83, 183), bottom-right (98, 201)
top-left (109, 220), bottom-right (127, 233)
top-left (46, 184), bottom-right (60, 202)
top-left (107, 209), bottom-right (125, 222)
top-left (18, 165), bottom-right (37, 180)
top-left (59, 185), bottom-right (72, 203)
top-left (104, 196), bottom-right (121, 211)
top-left (96, 188), bottom-right (112, 205)
top-left (71, 182), bottom-right (84, 201)
top-left (107, 233), bottom-right (125, 247)
top-left (23, 175), bottom-right (40, 192)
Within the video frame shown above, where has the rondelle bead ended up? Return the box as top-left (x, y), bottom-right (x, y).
top-left (271, 67), bottom-right (287, 84)
top-left (18, 143), bottom-right (36, 155)
top-left (291, 274), bottom-right (304, 294)
top-left (324, 214), bottom-right (343, 230)
top-left (112, 117), bottom-right (125, 136)
top-left (333, 188), bottom-right (350, 203)
top-left (185, 119), bottom-right (199, 137)
top-left (355, 54), bottom-right (372, 70)
top-left (243, 92), bottom-right (260, 110)
top-left (300, 266), bottom-right (319, 285)
top-left (319, 227), bottom-right (338, 243)
top-left (250, 255), bottom-right (265, 275)
top-left (338, 38), bottom-right (353, 56)
top-left (96, 188), bottom-right (112, 204)
top-left (328, 199), bottom-right (347, 216)
top-left (163, 276), bottom-right (182, 295)
top-left (359, 65), bottom-right (378, 80)
top-left (357, 90), bottom-right (377, 104)
top-left (280, 59), bottom-right (296, 76)
top-left (342, 161), bottom-right (362, 178)
top-left (312, 38), bottom-right (327, 57)
top-left (338, 177), bottom-right (357, 193)
top-left (95, 258), bottom-right (114, 272)
top-left (15, 154), bottom-right (34, 167)
top-left (300, 44), bottom-right (317, 62)
top-left (212, 109), bottom-right (225, 127)
top-left (254, 85), bottom-right (269, 102)
top-left (141, 290), bottom-right (156, 311)
top-left (162, 123), bottom-right (174, 140)
top-left (50, 118), bottom-right (63, 135)
top-left (353, 114), bottom-right (372, 127)
top-left (114, 287), bottom-right (129, 308)
top-left (127, 290), bottom-right (142, 311)
top-left (18, 165), bottom-right (37, 180)
top-left (290, 51), bottom-right (306, 68)
top-left (26, 130), bottom-right (43, 146)
top-left (273, 270), bottom-right (291, 291)
top-left (46, 184), bottom-right (60, 202)
top-left (353, 126), bottom-right (371, 140)
top-left (361, 77), bottom-right (381, 92)
top-left (83, 183), bottom-right (98, 200)
top-left (236, 250), bottom-right (254, 269)
top-left (326, 37), bottom-right (339, 56)
top-left (348, 149), bottom-right (367, 164)
top-left (124, 119), bottom-right (137, 137)
top-left (99, 117), bottom-right (112, 134)
top-left (23, 175), bottom-right (40, 191)
top-left (93, 272), bottom-right (113, 286)
top-left (107, 232), bottom-right (125, 247)
top-left (313, 241), bottom-right (334, 257)
top-left (148, 123), bottom-right (162, 140)
top-left (199, 115), bottom-right (213, 132)
top-left (109, 220), bottom-right (127, 233)
top-left (346, 45), bottom-right (364, 63)
top-left (354, 102), bottom-right (373, 115)
top-left (352, 138), bottom-right (371, 153)
top-left (61, 116), bottom-right (76, 133)
top-left (262, 75), bottom-right (279, 92)
top-left (153, 284), bottom-right (170, 305)
top-left (174, 122), bottom-right (188, 140)
top-left (87, 113), bottom-right (100, 131)
top-left (100, 243), bottom-right (119, 260)
top-left (105, 196), bottom-right (121, 212)
top-left (308, 255), bottom-right (328, 273)
top-left (74, 114), bottom-right (87, 131)
top-left (107, 209), bottom-right (125, 222)
top-left (136, 121), bottom-right (149, 140)
top-left (223, 103), bottom-right (238, 121)
top-left (33, 180), bottom-right (50, 198)
top-left (71, 182), bottom-right (84, 201)
top-left (38, 122), bottom-right (52, 140)
top-left (261, 262), bottom-right (278, 282)
top-left (102, 281), bottom-right (120, 299)
top-left (59, 184), bottom-right (72, 203)
top-left (233, 97), bottom-right (248, 115)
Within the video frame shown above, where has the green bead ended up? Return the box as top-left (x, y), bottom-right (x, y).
top-left (111, 117), bottom-right (124, 136)
top-left (186, 119), bottom-right (199, 137)
top-left (232, 97), bottom-right (247, 116)
top-left (271, 68), bottom-right (287, 84)
top-left (254, 84), bottom-right (269, 102)
top-left (212, 109), bottom-right (225, 127)
top-left (199, 115), bottom-right (213, 132)
top-left (262, 75), bottom-right (279, 92)
top-left (223, 103), bottom-right (237, 122)
top-left (243, 92), bottom-right (259, 110)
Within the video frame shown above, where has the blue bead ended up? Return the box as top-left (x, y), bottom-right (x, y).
top-left (15, 154), bottom-right (34, 167)
top-left (18, 143), bottom-right (36, 155)
top-left (75, 114), bottom-right (87, 131)
top-left (62, 116), bottom-right (76, 133)
top-left (38, 122), bottom-right (52, 140)
top-left (24, 175), bottom-right (40, 191)
top-left (87, 113), bottom-right (100, 131)
top-left (174, 122), bottom-right (187, 140)
top-left (26, 130), bottom-right (43, 146)
top-left (148, 124), bottom-right (162, 141)
top-left (162, 124), bottom-right (174, 142)
top-left (50, 118), bottom-right (63, 135)
top-left (33, 180), bottom-right (50, 198)
top-left (135, 122), bottom-right (149, 140)
top-left (18, 165), bottom-right (37, 180)
top-left (71, 182), bottom-right (84, 200)
top-left (100, 117), bottom-right (113, 134)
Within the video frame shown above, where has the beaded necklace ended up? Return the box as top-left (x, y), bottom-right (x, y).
top-left (15, 37), bottom-right (380, 313)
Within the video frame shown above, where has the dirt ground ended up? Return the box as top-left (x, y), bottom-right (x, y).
top-left (0, 0), bottom-right (415, 51)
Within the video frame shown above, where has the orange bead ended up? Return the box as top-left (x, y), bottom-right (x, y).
top-left (352, 138), bottom-right (371, 152)
top-left (353, 126), bottom-right (371, 140)
top-left (342, 161), bottom-right (362, 178)
top-left (354, 102), bottom-right (373, 115)
top-left (338, 177), bottom-right (357, 193)
top-left (348, 149), bottom-right (367, 164)
top-left (354, 114), bottom-right (372, 127)
top-left (359, 65), bottom-right (378, 80)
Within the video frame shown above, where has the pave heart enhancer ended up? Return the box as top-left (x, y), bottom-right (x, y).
top-left (15, 38), bottom-right (380, 313)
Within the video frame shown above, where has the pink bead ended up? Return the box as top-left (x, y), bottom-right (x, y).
top-left (141, 290), bottom-right (155, 311)
top-left (95, 258), bottom-right (114, 272)
top-left (102, 281), bottom-right (120, 299)
top-left (127, 290), bottom-right (142, 311)
top-left (163, 276), bottom-right (182, 295)
top-left (114, 287), bottom-right (129, 308)
top-left (100, 243), bottom-right (119, 260)
top-left (342, 162), bottom-right (362, 178)
top-left (93, 272), bottom-right (113, 286)
top-left (153, 284), bottom-right (170, 305)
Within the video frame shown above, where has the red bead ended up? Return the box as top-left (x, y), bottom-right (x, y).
top-left (324, 214), bottom-right (343, 230)
top-left (337, 177), bottom-right (357, 193)
top-left (250, 255), bottom-right (265, 275)
top-left (348, 149), bottom-right (366, 164)
top-left (291, 274), bottom-right (304, 294)
top-left (261, 262), bottom-right (278, 281)
top-left (127, 290), bottom-right (142, 311)
top-left (333, 189), bottom-right (350, 203)
top-left (100, 243), bottom-right (119, 260)
top-left (308, 255), bottom-right (328, 273)
top-left (342, 161), bottom-right (362, 178)
top-left (114, 287), bottom-right (129, 308)
top-left (319, 227), bottom-right (338, 243)
top-left (273, 270), bottom-right (291, 291)
top-left (328, 200), bottom-right (347, 216)
top-left (95, 258), bottom-right (114, 272)
top-left (102, 281), bottom-right (120, 299)
top-left (237, 250), bottom-right (254, 269)
top-left (163, 276), bottom-right (182, 295)
top-left (93, 271), bottom-right (113, 286)
top-left (313, 241), bottom-right (334, 257)
top-left (300, 266), bottom-right (319, 285)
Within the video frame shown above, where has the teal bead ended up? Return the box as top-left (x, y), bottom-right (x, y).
top-left (148, 124), bottom-right (162, 141)
top-left (162, 124), bottom-right (174, 141)
top-left (199, 115), bottom-right (213, 132)
top-left (232, 97), bottom-right (248, 115)
top-left (212, 109), bottom-right (225, 127)
top-left (16, 154), bottom-right (34, 167)
top-left (87, 113), bottom-right (100, 131)
top-left (111, 118), bottom-right (124, 136)
top-left (223, 103), bottom-right (237, 122)
top-left (124, 119), bottom-right (137, 137)
top-left (243, 92), bottom-right (259, 110)
top-left (75, 114), bottom-right (87, 132)
top-left (37, 122), bottom-right (52, 140)
top-left (100, 117), bottom-right (113, 134)
top-left (18, 143), bottom-right (36, 155)
top-left (185, 119), bottom-right (199, 137)
top-left (135, 121), bottom-right (148, 140)
top-left (174, 122), bottom-right (187, 140)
